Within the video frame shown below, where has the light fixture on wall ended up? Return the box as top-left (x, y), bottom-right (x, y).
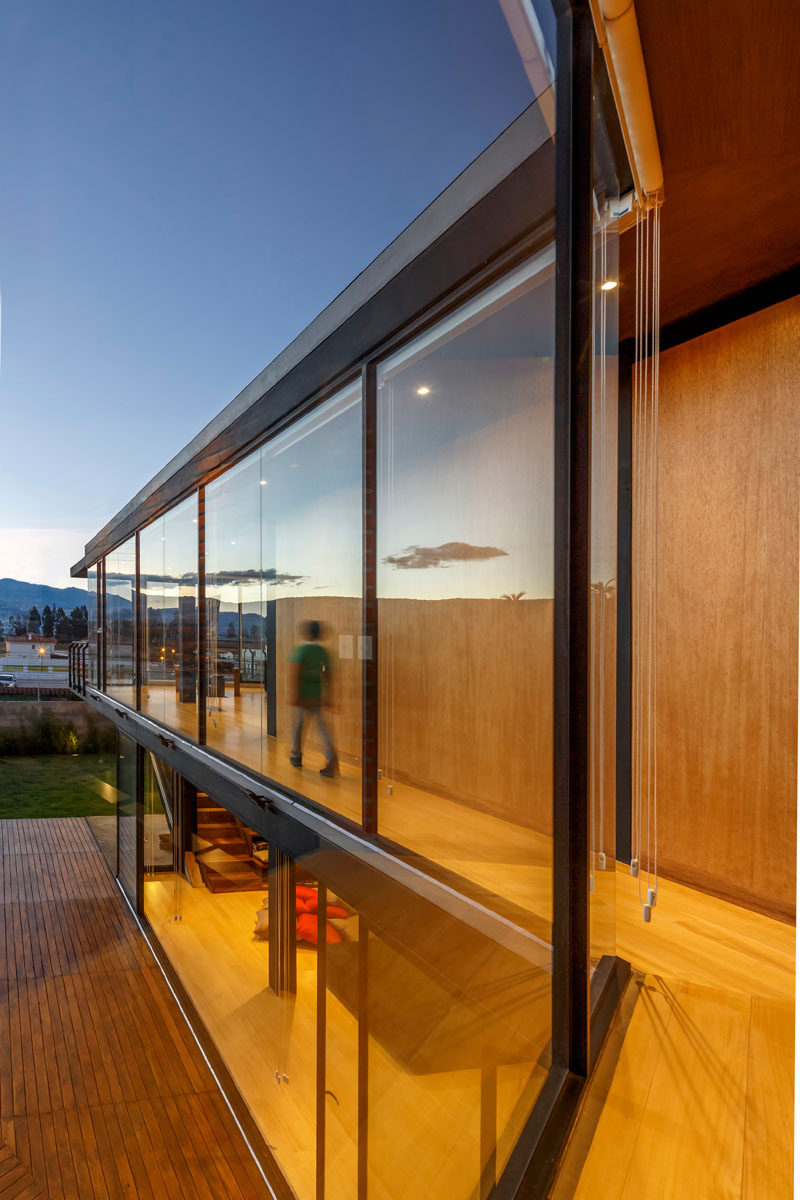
top-left (600, 279), bottom-right (618, 291)
top-left (416, 385), bottom-right (431, 396)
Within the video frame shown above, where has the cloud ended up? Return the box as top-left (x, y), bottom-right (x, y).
top-left (383, 541), bottom-right (508, 570)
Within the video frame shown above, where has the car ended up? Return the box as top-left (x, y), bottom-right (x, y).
top-left (0, 672), bottom-right (17, 692)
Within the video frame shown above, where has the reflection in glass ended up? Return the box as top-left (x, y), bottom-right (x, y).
top-left (205, 451), bottom-right (265, 771)
top-left (145, 810), bottom-right (551, 1199)
top-left (266, 384), bottom-right (362, 824)
top-left (589, 116), bottom-right (621, 968)
top-left (116, 730), bottom-right (138, 906)
top-left (377, 249), bottom-right (556, 932)
top-left (86, 565), bottom-right (99, 688)
top-left (201, 384), bottom-right (362, 823)
top-left (105, 535), bottom-right (136, 707)
top-left (139, 494), bottom-right (199, 734)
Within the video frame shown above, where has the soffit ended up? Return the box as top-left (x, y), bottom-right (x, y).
top-left (619, 0), bottom-right (800, 334)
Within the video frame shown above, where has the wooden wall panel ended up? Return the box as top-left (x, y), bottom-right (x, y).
top-left (273, 595), bottom-right (554, 833)
top-left (640, 296), bottom-right (800, 920)
top-left (379, 598), bottom-right (553, 834)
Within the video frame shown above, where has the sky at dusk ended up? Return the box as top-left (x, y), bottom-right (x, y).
top-left (0, 0), bottom-right (534, 589)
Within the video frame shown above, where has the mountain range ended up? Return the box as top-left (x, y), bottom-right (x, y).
top-left (0, 577), bottom-right (92, 621)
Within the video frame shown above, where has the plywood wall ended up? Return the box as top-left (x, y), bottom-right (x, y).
top-left (641, 296), bottom-right (800, 919)
top-left (274, 595), bottom-right (554, 833)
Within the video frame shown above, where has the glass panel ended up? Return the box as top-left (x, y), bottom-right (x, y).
top-left (377, 249), bottom-right (556, 934)
top-left (144, 751), bottom-right (175, 879)
top-left (267, 384), bottom-right (362, 822)
top-left (105, 535), bottom-right (136, 707)
top-left (204, 450), bottom-right (265, 772)
top-left (116, 729), bottom-right (138, 906)
top-left (139, 494), bottom-right (199, 736)
top-left (143, 790), bottom-right (319, 1199)
top-left (84, 716), bottom-right (119, 875)
top-left (86, 564), bottom-right (99, 688)
top-left (203, 384), bottom-right (363, 820)
top-left (589, 100), bottom-right (621, 969)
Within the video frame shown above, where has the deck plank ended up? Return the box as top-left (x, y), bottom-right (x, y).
top-left (0, 817), bottom-right (275, 1199)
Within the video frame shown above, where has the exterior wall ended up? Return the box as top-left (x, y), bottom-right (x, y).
top-left (647, 294), bottom-right (799, 919)
top-left (0, 698), bottom-right (112, 752)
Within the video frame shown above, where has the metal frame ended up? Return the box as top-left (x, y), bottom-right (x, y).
top-left (552, 0), bottom-right (594, 1083)
top-left (615, 339), bottom-right (633, 862)
top-left (361, 361), bottom-right (378, 836)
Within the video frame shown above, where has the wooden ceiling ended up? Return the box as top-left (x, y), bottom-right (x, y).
top-left (619, 0), bottom-right (800, 335)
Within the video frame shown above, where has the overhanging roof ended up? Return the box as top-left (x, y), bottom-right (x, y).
top-left (71, 102), bottom-right (555, 578)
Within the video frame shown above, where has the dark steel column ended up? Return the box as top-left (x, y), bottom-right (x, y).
top-left (316, 887), bottom-right (328, 1200)
top-left (197, 487), bottom-right (207, 745)
top-left (266, 598), bottom-right (277, 737)
top-left (135, 741), bottom-right (145, 915)
top-left (357, 920), bottom-right (369, 1200)
top-left (267, 847), bottom-right (297, 995)
top-left (552, 0), bottom-right (594, 1079)
top-left (135, 533), bottom-right (142, 711)
top-left (98, 560), bottom-right (106, 691)
top-left (615, 340), bottom-right (633, 862)
top-left (361, 362), bottom-right (378, 835)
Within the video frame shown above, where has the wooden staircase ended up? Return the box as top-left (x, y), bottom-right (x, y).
top-left (195, 794), bottom-right (268, 894)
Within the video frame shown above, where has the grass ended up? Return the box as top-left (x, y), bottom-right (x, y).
top-left (0, 754), bottom-right (116, 819)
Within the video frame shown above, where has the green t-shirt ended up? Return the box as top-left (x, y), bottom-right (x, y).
top-left (289, 642), bottom-right (330, 701)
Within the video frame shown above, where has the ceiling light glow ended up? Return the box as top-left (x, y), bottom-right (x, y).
top-left (416, 385), bottom-right (431, 396)
top-left (600, 280), bottom-right (618, 291)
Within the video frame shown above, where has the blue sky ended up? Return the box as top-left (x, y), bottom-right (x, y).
top-left (0, 0), bottom-right (533, 588)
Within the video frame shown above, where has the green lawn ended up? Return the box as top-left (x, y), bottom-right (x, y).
top-left (0, 754), bottom-right (116, 818)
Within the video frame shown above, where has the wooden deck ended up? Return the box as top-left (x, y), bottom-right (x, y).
top-left (0, 818), bottom-right (276, 1200)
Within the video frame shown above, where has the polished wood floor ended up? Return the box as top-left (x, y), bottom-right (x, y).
top-left (555, 867), bottom-right (795, 1200)
top-left (145, 872), bottom-right (550, 1200)
top-left (0, 818), bottom-right (275, 1200)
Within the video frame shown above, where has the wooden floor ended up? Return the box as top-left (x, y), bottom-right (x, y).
top-left (554, 868), bottom-right (796, 1200)
top-left (131, 684), bottom-right (557, 932)
top-left (145, 872), bottom-right (550, 1200)
top-left (0, 818), bottom-right (276, 1200)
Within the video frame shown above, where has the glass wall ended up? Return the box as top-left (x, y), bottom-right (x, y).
top-left (116, 729), bottom-right (138, 906)
top-left (105, 535), bottom-right (136, 707)
top-left (589, 105), bottom-right (622, 969)
top-left (204, 449), bottom-right (266, 771)
top-left (203, 383), bottom-right (363, 823)
top-left (377, 249), bottom-right (556, 932)
top-left (143, 794), bottom-right (550, 1200)
top-left (139, 494), bottom-right (199, 731)
top-left (86, 564), bottom-right (99, 688)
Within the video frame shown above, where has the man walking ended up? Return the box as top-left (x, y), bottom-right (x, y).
top-left (288, 620), bottom-right (338, 777)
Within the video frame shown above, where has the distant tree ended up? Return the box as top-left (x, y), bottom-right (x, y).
top-left (225, 621), bottom-right (237, 640)
top-left (11, 615), bottom-right (26, 636)
top-left (41, 604), bottom-right (54, 637)
top-left (247, 624), bottom-right (260, 641)
top-left (0, 618), bottom-right (4, 639)
top-left (54, 607), bottom-right (70, 643)
top-left (69, 605), bottom-right (88, 639)
top-left (27, 605), bottom-right (41, 634)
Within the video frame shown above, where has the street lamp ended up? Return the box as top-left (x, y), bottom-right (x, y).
top-left (37, 646), bottom-right (45, 702)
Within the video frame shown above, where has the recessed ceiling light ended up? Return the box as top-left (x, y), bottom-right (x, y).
top-left (600, 280), bottom-right (618, 291)
top-left (259, 480), bottom-right (267, 486)
top-left (416, 385), bottom-right (431, 396)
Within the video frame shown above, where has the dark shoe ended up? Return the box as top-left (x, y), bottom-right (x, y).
top-left (290, 756), bottom-right (302, 768)
top-left (319, 758), bottom-right (338, 778)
